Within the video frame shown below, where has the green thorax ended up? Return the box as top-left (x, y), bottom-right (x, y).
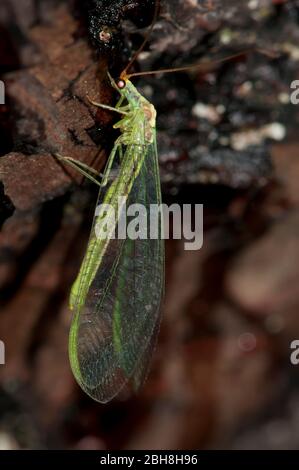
top-left (115, 80), bottom-right (157, 145)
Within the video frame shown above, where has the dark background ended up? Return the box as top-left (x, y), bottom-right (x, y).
top-left (0, 0), bottom-right (299, 449)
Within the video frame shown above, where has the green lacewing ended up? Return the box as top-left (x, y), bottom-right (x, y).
top-left (67, 74), bottom-right (163, 403)
top-left (57, 0), bottom-right (254, 403)
top-left (58, 2), bottom-right (165, 403)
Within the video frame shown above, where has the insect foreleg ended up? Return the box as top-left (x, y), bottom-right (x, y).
top-left (116, 95), bottom-right (126, 108)
top-left (87, 96), bottom-right (129, 115)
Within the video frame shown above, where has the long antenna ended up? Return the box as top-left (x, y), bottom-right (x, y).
top-left (126, 50), bottom-right (254, 79)
top-left (126, 47), bottom-right (279, 79)
top-left (121, 0), bottom-right (160, 80)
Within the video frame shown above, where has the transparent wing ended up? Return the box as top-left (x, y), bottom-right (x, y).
top-left (69, 138), bottom-right (164, 403)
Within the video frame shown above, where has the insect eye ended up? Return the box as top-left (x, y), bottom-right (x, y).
top-left (117, 79), bottom-right (126, 89)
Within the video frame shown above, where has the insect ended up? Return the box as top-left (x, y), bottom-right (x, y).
top-left (57, 0), bottom-right (255, 403)
top-left (57, 1), bottom-right (164, 403)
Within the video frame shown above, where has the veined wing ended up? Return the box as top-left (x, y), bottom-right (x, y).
top-left (69, 136), bottom-right (164, 403)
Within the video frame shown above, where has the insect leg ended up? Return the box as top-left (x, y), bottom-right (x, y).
top-left (116, 95), bottom-right (126, 108)
top-left (86, 96), bottom-right (129, 115)
top-left (55, 153), bottom-right (103, 187)
top-left (55, 154), bottom-right (101, 177)
top-left (101, 143), bottom-right (121, 187)
top-left (119, 145), bottom-right (123, 161)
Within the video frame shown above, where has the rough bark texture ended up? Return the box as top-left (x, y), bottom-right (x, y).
top-left (0, 0), bottom-right (299, 449)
